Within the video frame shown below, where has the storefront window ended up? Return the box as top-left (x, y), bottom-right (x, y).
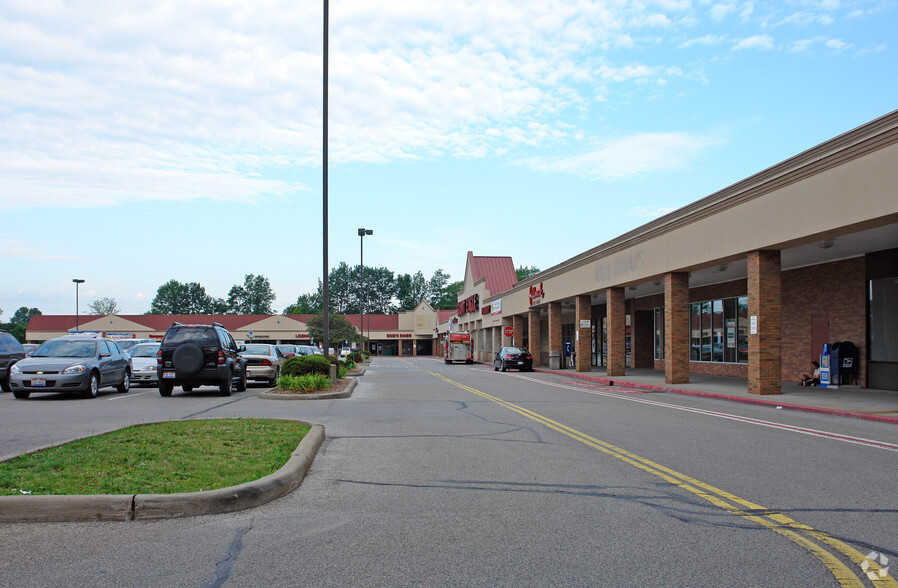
top-left (653, 307), bottom-right (664, 360)
top-left (690, 297), bottom-right (747, 364)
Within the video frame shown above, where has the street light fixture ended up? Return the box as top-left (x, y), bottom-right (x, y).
top-left (72, 278), bottom-right (85, 332)
top-left (358, 228), bottom-right (373, 353)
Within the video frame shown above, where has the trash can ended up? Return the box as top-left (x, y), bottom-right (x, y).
top-left (549, 350), bottom-right (561, 370)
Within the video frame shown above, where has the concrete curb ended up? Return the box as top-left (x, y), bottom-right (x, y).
top-left (0, 423), bottom-right (325, 523)
top-left (545, 370), bottom-right (898, 425)
top-left (259, 378), bottom-right (357, 400)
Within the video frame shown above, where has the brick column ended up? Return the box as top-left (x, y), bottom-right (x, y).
top-left (664, 272), bottom-right (690, 384)
top-left (575, 295), bottom-right (591, 372)
top-left (501, 318), bottom-right (513, 348)
top-left (528, 309), bottom-right (541, 367)
top-left (748, 250), bottom-right (782, 395)
top-left (548, 301), bottom-right (562, 369)
top-left (606, 287), bottom-right (626, 377)
top-left (513, 314), bottom-right (525, 349)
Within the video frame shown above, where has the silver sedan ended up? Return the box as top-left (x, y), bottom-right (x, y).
top-left (127, 342), bottom-right (161, 386)
top-left (238, 344), bottom-right (285, 386)
top-left (9, 335), bottom-right (131, 399)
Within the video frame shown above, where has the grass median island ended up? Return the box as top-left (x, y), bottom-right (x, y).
top-left (0, 419), bottom-right (310, 496)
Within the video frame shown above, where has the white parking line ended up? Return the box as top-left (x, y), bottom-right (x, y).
top-left (495, 370), bottom-right (898, 452)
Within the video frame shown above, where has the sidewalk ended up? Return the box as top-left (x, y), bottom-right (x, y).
top-left (537, 366), bottom-right (898, 424)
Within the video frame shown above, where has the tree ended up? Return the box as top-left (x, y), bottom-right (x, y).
top-left (431, 280), bottom-right (463, 310)
top-left (4, 307), bottom-right (41, 342)
top-left (88, 297), bottom-right (120, 315)
top-left (426, 269), bottom-right (451, 308)
top-left (395, 271), bottom-right (427, 312)
top-left (284, 292), bottom-right (322, 315)
top-left (149, 280), bottom-right (214, 314)
top-left (227, 274), bottom-right (276, 315)
top-left (305, 312), bottom-right (360, 347)
top-left (516, 265), bottom-right (541, 281)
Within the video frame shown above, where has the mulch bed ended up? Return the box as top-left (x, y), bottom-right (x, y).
top-left (267, 377), bottom-right (353, 396)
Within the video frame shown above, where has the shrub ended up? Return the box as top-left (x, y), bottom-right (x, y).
top-left (282, 355), bottom-right (331, 377)
top-left (352, 351), bottom-right (364, 363)
top-left (278, 374), bottom-right (331, 393)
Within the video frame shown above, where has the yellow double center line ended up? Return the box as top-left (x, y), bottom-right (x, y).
top-left (429, 371), bottom-right (895, 588)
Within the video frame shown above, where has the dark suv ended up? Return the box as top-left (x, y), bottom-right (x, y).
top-left (0, 330), bottom-right (26, 392)
top-left (156, 323), bottom-right (247, 397)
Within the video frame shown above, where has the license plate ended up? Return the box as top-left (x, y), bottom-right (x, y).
top-left (31, 378), bottom-right (46, 387)
top-left (163, 371), bottom-right (176, 379)
top-left (516, 361), bottom-right (523, 365)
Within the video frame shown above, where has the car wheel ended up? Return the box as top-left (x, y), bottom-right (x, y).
top-left (83, 372), bottom-right (100, 398)
top-left (0, 375), bottom-right (11, 393)
top-left (116, 370), bottom-right (130, 393)
top-left (219, 370), bottom-right (233, 396)
top-left (13, 390), bottom-right (30, 399)
top-left (172, 344), bottom-right (204, 376)
top-left (494, 362), bottom-right (498, 371)
top-left (500, 362), bottom-right (507, 372)
top-left (236, 365), bottom-right (247, 392)
top-left (159, 381), bottom-right (174, 397)
top-left (269, 367), bottom-right (280, 387)
top-left (182, 385), bottom-right (194, 392)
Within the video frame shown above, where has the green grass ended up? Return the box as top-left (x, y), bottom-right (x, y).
top-left (0, 419), bottom-right (309, 496)
top-left (277, 373), bottom-right (331, 393)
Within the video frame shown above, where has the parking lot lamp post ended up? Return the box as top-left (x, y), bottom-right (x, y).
top-left (73, 278), bottom-right (85, 332)
top-left (358, 228), bottom-right (373, 352)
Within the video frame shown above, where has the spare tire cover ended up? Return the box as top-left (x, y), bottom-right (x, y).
top-left (173, 344), bottom-right (204, 376)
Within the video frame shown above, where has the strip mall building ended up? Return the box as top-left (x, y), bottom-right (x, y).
top-left (26, 111), bottom-right (898, 393)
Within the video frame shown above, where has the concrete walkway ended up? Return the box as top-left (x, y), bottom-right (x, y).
top-left (536, 366), bottom-right (898, 424)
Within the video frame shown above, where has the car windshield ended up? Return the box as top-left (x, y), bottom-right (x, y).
top-left (32, 340), bottom-right (97, 358)
top-left (242, 344), bottom-right (271, 354)
top-left (505, 347), bottom-right (527, 354)
top-left (129, 344), bottom-right (160, 358)
top-left (116, 340), bottom-right (141, 351)
top-left (276, 346), bottom-right (294, 353)
top-left (0, 336), bottom-right (22, 353)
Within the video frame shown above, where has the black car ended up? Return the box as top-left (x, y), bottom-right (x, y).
top-left (0, 330), bottom-right (26, 392)
top-left (156, 322), bottom-right (247, 397)
top-left (493, 346), bottom-right (534, 372)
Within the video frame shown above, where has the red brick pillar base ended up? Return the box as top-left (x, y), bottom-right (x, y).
top-left (748, 250), bottom-right (782, 395)
top-left (513, 315), bottom-right (525, 349)
top-left (607, 287), bottom-right (626, 377)
top-left (548, 301), bottom-right (562, 369)
top-left (576, 295), bottom-right (591, 372)
top-left (528, 310), bottom-right (541, 367)
top-left (665, 272), bottom-right (690, 385)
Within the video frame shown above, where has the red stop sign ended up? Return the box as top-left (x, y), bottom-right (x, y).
top-left (503, 326), bottom-right (514, 338)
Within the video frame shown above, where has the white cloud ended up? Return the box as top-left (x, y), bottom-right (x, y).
top-left (628, 205), bottom-right (678, 218)
top-left (517, 131), bottom-right (722, 181)
top-left (732, 34), bottom-right (775, 50)
top-left (0, 238), bottom-right (83, 260)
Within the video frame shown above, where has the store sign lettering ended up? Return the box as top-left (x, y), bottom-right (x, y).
top-left (529, 282), bottom-right (545, 306)
top-left (457, 294), bottom-right (479, 315)
top-left (386, 333), bottom-right (412, 338)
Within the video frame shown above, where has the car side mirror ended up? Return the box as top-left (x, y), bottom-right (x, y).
top-left (239, 345), bottom-right (246, 352)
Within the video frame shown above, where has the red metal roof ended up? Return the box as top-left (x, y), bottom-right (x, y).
top-left (468, 251), bottom-right (517, 296)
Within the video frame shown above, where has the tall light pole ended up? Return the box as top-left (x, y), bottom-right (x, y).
top-left (321, 0), bottom-right (330, 358)
top-left (72, 278), bottom-right (85, 332)
top-left (358, 228), bottom-right (373, 352)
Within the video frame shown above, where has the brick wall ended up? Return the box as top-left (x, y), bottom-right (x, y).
top-left (782, 257), bottom-right (866, 385)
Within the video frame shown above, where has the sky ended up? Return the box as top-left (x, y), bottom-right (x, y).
top-left (1, 0), bottom-right (896, 317)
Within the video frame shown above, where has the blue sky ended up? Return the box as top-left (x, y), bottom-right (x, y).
top-left (1, 0), bottom-right (896, 317)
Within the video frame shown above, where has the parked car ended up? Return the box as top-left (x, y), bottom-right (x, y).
top-left (22, 343), bottom-right (38, 356)
top-left (156, 322), bottom-right (247, 397)
top-left (239, 344), bottom-right (285, 386)
top-left (493, 346), bottom-right (534, 372)
top-left (296, 345), bottom-right (317, 356)
top-left (128, 342), bottom-right (161, 386)
top-left (8, 335), bottom-right (131, 399)
top-left (339, 347), bottom-right (351, 359)
top-left (276, 344), bottom-right (300, 359)
top-left (0, 330), bottom-right (26, 393)
top-left (115, 338), bottom-right (156, 352)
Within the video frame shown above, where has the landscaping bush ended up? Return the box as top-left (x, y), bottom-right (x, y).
top-left (352, 351), bottom-right (364, 363)
top-left (278, 374), bottom-right (331, 393)
top-left (282, 354), bottom-right (331, 377)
